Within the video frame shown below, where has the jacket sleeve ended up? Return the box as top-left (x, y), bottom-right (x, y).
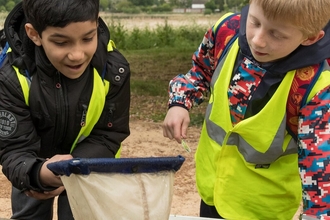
top-left (71, 48), bottom-right (130, 158)
top-left (168, 14), bottom-right (240, 111)
top-left (0, 63), bottom-right (46, 191)
top-left (298, 85), bottom-right (330, 218)
top-left (168, 27), bottom-right (216, 110)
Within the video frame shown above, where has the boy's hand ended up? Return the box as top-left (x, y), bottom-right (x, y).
top-left (40, 154), bottom-right (73, 188)
top-left (163, 106), bottom-right (190, 143)
top-left (24, 186), bottom-right (65, 200)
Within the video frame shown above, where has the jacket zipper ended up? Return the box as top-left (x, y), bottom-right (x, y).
top-left (107, 103), bottom-right (116, 128)
top-left (54, 72), bottom-right (68, 148)
top-left (80, 104), bottom-right (88, 127)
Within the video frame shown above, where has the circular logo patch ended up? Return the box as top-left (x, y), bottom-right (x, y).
top-left (290, 92), bottom-right (303, 106)
top-left (296, 66), bottom-right (314, 81)
top-left (0, 110), bottom-right (17, 138)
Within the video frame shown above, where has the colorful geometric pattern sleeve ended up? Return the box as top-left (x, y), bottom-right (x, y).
top-left (167, 14), bottom-right (241, 110)
top-left (167, 28), bottom-right (216, 110)
top-left (298, 85), bottom-right (330, 219)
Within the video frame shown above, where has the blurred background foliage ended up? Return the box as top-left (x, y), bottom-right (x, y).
top-left (0, 0), bottom-right (249, 13)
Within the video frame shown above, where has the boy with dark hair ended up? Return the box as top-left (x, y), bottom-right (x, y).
top-left (0, 0), bottom-right (130, 219)
top-left (163, 0), bottom-right (330, 219)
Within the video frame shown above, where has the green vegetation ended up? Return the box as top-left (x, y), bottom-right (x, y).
top-left (113, 22), bottom-right (210, 125)
top-left (102, 0), bottom-right (249, 14)
top-left (0, 0), bottom-right (20, 12)
top-left (108, 19), bottom-right (208, 50)
top-left (0, 0), bottom-right (248, 13)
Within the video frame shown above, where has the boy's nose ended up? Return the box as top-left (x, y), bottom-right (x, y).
top-left (252, 30), bottom-right (267, 48)
top-left (68, 49), bottom-right (84, 61)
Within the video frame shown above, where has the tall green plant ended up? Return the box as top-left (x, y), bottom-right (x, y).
top-left (108, 20), bottom-right (128, 49)
top-left (109, 21), bottom-right (207, 50)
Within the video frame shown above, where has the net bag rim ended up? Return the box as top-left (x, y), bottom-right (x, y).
top-left (47, 155), bottom-right (185, 176)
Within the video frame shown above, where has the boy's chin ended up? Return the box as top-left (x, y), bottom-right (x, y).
top-left (61, 69), bottom-right (86, 79)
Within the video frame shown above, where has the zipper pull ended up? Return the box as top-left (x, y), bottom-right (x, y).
top-left (80, 104), bottom-right (87, 127)
top-left (107, 104), bottom-right (116, 128)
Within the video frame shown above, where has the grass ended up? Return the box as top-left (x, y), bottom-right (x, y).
top-left (108, 15), bottom-right (216, 126)
top-left (108, 20), bottom-right (210, 50)
top-left (122, 47), bottom-right (207, 126)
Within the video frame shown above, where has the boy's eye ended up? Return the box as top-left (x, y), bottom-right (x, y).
top-left (53, 41), bottom-right (67, 46)
top-left (270, 31), bottom-right (285, 39)
top-left (249, 20), bottom-right (260, 27)
top-left (247, 16), bottom-right (259, 26)
top-left (83, 37), bottom-right (94, 42)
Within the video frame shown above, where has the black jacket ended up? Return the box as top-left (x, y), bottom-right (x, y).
top-left (0, 3), bottom-right (130, 191)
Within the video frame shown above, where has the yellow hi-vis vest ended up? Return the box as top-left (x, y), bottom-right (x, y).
top-left (13, 40), bottom-right (121, 157)
top-left (195, 39), bottom-right (330, 219)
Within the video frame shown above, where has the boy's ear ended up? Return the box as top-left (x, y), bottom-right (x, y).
top-left (301, 30), bottom-right (325, 46)
top-left (25, 23), bottom-right (42, 46)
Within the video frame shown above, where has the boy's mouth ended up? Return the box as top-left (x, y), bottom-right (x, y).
top-left (253, 49), bottom-right (268, 56)
top-left (67, 64), bottom-right (83, 69)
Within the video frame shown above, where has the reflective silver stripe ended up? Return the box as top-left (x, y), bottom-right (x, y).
top-left (205, 104), bottom-right (297, 164)
top-left (77, 135), bottom-right (86, 144)
top-left (205, 43), bottom-right (298, 165)
top-left (285, 138), bottom-right (299, 156)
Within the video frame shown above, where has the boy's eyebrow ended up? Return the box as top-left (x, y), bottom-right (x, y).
top-left (248, 14), bottom-right (258, 20)
top-left (249, 14), bottom-right (290, 37)
top-left (49, 28), bottom-right (97, 38)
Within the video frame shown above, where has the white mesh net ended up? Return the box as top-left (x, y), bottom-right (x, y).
top-left (61, 171), bottom-right (175, 220)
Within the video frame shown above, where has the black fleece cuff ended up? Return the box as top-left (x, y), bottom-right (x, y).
top-left (30, 160), bottom-right (57, 192)
top-left (169, 103), bottom-right (189, 111)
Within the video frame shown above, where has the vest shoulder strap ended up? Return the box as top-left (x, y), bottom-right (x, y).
top-left (286, 60), bottom-right (329, 140)
top-left (213, 13), bottom-right (240, 64)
